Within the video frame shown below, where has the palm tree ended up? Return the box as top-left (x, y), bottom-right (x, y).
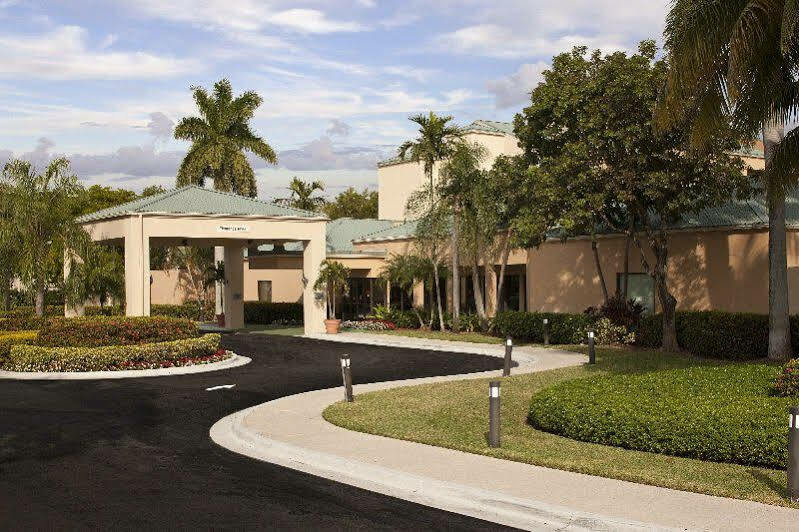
top-left (313, 259), bottom-right (351, 320)
top-left (276, 177), bottom-right (326, 212)
top-left (2, 158), bottom-right (87, 316)
top-left (398, 112), bottom-right (463, 331)
top-left (174, 78), bottom-right (277, 198)
top-left (657, 1), bottom-right (799, 360)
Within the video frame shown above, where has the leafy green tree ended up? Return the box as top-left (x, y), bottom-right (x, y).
top-left (276, 177), bottom-right (326, 212)
top-left (399, 112), bottom-right (463, 330)
top-left (515, 42), bottom-right (749, 351)
top-left (65, 243), bottom-right (124, 310)
top-left (174, 79), bottom-right (276, 198)
top-left (657, 2), bottom-right (798, 360)
top-left (1, 158), bottom-right (88, 316)
top-left (0, 183), bottom-right (18, 311)
top-left (162, 246), bottom-right (216, 320)
top-left (313, 259), bottom-right (351, 320)
top-left (380, 253), bottom-right (416, 311)
top-left (141, 185), bottom-right (167, 197)
top-left (322, 187), bottom-right (378, 219)
top-left (74, 185), bottom-right (138, 217)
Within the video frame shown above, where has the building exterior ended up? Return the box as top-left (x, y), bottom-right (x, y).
top-left (149, 120), bottom-right (777, 320)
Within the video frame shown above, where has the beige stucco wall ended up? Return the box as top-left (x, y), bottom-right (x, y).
top-left (527, 228), bottom-right (798, 315)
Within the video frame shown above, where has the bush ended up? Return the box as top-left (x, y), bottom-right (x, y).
top-left (0, 305), bottom-right (64, 318)
top-left (4, 333), bottom-right (222, 372)
top-left (84, 305), bottom-right (124, 317)
top-left (528, 364), bottom-right (787, 469)
top-left (0, 331), bottom-right (37, 358)
top-left (772, 358), bottom-right (799, 397)
top-left (493, 311), bottom-right (593, 344)
top-left (35, 316), bottom-right (198, 347)
top-left (592, 317), bottom-right (635, 345)
top-left (0, 315), bottom-right (49, 332)
top-left (152, 302), bottom-right (214, 321)
top-left (341, 319), bottom-right (397, 331)
top-left (584, 295), bottom-right (644, 328)
top-left (635, 310), bottom-right (772, 360)
top-left (244, 302), bottom-right (303, 325)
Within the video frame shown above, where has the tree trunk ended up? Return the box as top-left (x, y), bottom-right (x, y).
top-left (764, 123), bottom-right (792, 361)
top-left (471, 254), bottom-right (487, 324)
top-left (653, 232), bottom-right (678, 351)
top-left (432, 260), bottom-right (445, 331)
top-left (591, 235), bottom-right (609, 303)
top-left (35, 284), bottom-right (45, 317)
top-left (451, 204), bottom-right (460, 333)
top-left (623, 219), bottom-right (633, 300)
top-left (495, 230), bottom-right (512, 312)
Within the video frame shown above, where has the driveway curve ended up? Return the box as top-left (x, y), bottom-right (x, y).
top-left (0, 333), bottom-right (508, 531)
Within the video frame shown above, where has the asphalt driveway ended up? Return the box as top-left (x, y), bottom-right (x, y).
top-left (0, 333), bottom-right (509, 531)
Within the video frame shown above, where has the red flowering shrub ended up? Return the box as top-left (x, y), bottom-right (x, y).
top-left (36, 316), bottom-right (198, 347)
top-left (772, 358), bottom-right (799, 397)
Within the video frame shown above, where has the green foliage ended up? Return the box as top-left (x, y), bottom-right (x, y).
top-left (0, 330), bottom-right (37, 358)
top-left (528, 364), bottom-right (788, 469)
top-left (4, 333), bottom-right (222, 372)
top-left (36, 316), bottom-right (198, 347)
top-left (313, 260), bottom-right (351, 319)
top-left (592, 317), bottom-right (635, 345)
top-left (771, 358), bottom-right (799, 397)
top-left (322, 187), bottom-right (378, 219)
top-left (0, 315), bottom-right (49, 332)
top-left (493, 311), bottom-right (594, 344)
top-left (65, 243), bottom-right (124, 310)
top-left (175, 79), bottom-right (275, 197)
top-left (72, 184), bottom-right (137, 217)
top-left (584, 294), bottom-right (645, 329)
top-left (153, 302), bottom-right (214, 321)
top-left (0, 305), bottom-right (63, 318)
top-left (635, 311), bottom-right (776, 360)
top-left (276, 177), bottom-right (326, 212)
top-left (243, 302), bottom-right (303, 325)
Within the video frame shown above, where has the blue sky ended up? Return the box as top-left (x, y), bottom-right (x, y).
top-left (0, 0), bottom-right (669, 201)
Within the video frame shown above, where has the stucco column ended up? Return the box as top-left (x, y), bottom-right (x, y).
top-left (125, 215), bottom-right (150, 316)
top-left (63, 248), bottom-right (85, 318)
top-left (214, 246), bottom-right (224, 316)
top-left (485, 265), bottom-right (498, 317)
top-left (412, 281), bottom-right (425, 308)
top-left (302, 222), bottom-right (327, 335)
top-left (223, 243), bottom-right (245, 330)
top-left (385, 281), bottom-right (391, 308)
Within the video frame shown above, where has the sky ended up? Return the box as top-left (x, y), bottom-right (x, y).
top-left (0, 0), bottom-right (670, 202)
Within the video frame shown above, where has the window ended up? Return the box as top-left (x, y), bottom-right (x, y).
top-left (257, 280), bottom-right (272, 302)
top-left (616, 273), bottom-right (655, 314)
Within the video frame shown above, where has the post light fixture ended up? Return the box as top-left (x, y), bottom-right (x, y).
top-left (340, 354), bottom-right (353, 402)
top-left (488, 381), bottom-right (501, 448)
top-left (789, 406), bottom-right (799, 501)
top-left (587, 328), bottom-right (596, 365)
top-left (543, 318), bottom-right (550, 346)
top-left (503, 337), bottom-right (513, 377)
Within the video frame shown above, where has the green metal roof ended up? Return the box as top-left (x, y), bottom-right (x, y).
top-left (353, 219), bottom-right (419, 242)
top-left (325, 218), bottom-right (396, 253)
top-left (78, 185), bottom-right (323, 223)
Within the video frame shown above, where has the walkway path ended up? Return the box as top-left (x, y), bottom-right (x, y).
top-left (213, 333), bottom-right (798, 531)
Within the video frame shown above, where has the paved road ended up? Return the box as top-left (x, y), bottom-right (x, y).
top-left (0, 334), bottom-right (510, 531)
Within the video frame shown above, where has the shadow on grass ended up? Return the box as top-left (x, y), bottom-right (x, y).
top-left (748, 469), bottom-right (788, 499)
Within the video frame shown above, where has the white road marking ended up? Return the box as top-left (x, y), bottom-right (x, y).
top-left (206, 384), bottom-right (236, 391)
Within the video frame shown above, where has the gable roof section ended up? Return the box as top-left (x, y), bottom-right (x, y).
top-left (78, 185), bottom-right (323, 223)
top-left (353, 219), bottom-right (419, 243)
top-left (325, 218), bottom-right (397, 253)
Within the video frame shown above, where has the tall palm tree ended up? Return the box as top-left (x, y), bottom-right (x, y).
top-left (657, 1), bottom-right (799, 361)
top-left (174, 78), bottom-right (276, 198)
top-left (277, 177), bottom-right (326, 212)
top-left (398, 112), bottom-right (463, 331)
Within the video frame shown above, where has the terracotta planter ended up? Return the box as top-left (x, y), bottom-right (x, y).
top-left (216, 313), bottom-right (225, 327)
top-left (325, 319), bottom-right (341, 334)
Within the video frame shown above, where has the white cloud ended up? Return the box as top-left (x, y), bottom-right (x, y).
top-left (276, 136), bottom-right (387, 171)
top-left (326, 119), bottom-right (351, 137)
top-left (383, 65), bottom-right (437, 82)
top-left (267, 9), bottom-right (368, 33)
top-left (0, 26), bottom-right (198, 80)
top-left (380, 12), bottom-right (419, 29)
top-left (144, 112), bottom-right (175, 141)
top-left (486, 62), bottom-right (548, 108)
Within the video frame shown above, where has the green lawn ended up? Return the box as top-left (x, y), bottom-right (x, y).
top-left (342, 328), bottom-right (504, 344)
top-left (323, 346), bottom-right (797, 507)
top-left (244, 324), bottom-right (304, 336)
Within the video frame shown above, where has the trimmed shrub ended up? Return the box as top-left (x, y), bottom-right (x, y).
top-left (0, 305), bottom-right (64, 318)
top-left (84, 305), bottom-right (124, 317)
top-left (772, 358), bottom-right (799, 397)
top-left (0, 315), bottom-right (49, 332)
top-left (4, 333), bottom-right (222, 372)
top-left (152, 302), bottom-right (214, 321)
top-left (635, 310), bottom-right (773, 360)
top-left (0, 331), bottom-right (37, 358)
top-left (584, 294), bottom-right (644, 328)
top-left (493, 311), bottom-right (593, 344)
top-left (35, 316), bottom-right (198, 347)
top-left (244, 302), bottom-right (303, 325)
top-left (592, 317), bottom-right (635, 345)
top-left (528, 364), bottom-right (787, 469)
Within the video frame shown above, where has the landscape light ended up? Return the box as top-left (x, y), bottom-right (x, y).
top-left (789, 406), bottom-right (799, 501)
top-left (340, 354), bottom-right (353, 402)
top-left (503, 337), bottom-right (513, 377)
top-left (488, 381), bottom-right (501, 448)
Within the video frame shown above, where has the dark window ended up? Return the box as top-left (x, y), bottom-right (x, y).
top-left (616, 273), bottom-right (655, 314)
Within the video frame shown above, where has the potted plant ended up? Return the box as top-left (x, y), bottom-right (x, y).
top-left (313, 259), bottom-right (350, 334)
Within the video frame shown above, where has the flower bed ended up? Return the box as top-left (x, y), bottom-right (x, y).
top-left (0, 330), bottom-right (37, 358)
top-left (341, 319), bottom-right (397, 331)
top-left (35, 316), bottom-right (198, 347)
top-left (3, 333), bottom-right (223, 372)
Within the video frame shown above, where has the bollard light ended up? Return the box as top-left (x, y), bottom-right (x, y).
top-left (543, 318), bottom-right (550, 346)
top-left (503, 337), bottom-right (513, 377)
top-left (789, 406), bottom-right (799, 501)
top-left (340, 354), bottom-right (354, 402)
top-left (587, 329), bottom-right (596, 365)
top-left (488, 381), bottom-right (501, 448)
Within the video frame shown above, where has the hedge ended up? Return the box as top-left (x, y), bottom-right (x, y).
top-left (528, 364), bottom-right (788, 469)
top-left (0, 305), bottom-right (64, 318)
top-left (85, 302), bottom-right (214, 321)
top-left (244, 302), bottom-right (303, 325)
top-left (35, 316), bottom-right (198, 347)
top-left (0, 330), bottom-right (37, 358)
top-left (0, 315), bottom-right (49, 332)
top-left (4, 333), bottom-right (222, 372)
top-left (634, 310), bottom-right (789, 360)
top-left (493, 311), bottom-right (593, 344)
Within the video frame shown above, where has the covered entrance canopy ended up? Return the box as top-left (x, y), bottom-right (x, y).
top-left (73, 185), bottom-right (328, 334)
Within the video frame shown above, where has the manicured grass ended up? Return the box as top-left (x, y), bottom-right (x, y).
top-left (245, 325), bottom-right (304, 336)
top-left (323, 347), bottom-right (797, 507)
top-left (343, 328), bottom-right (504, 344)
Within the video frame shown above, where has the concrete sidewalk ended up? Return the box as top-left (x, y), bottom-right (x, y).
top-left (211, 335), bottom-right (798, 531)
